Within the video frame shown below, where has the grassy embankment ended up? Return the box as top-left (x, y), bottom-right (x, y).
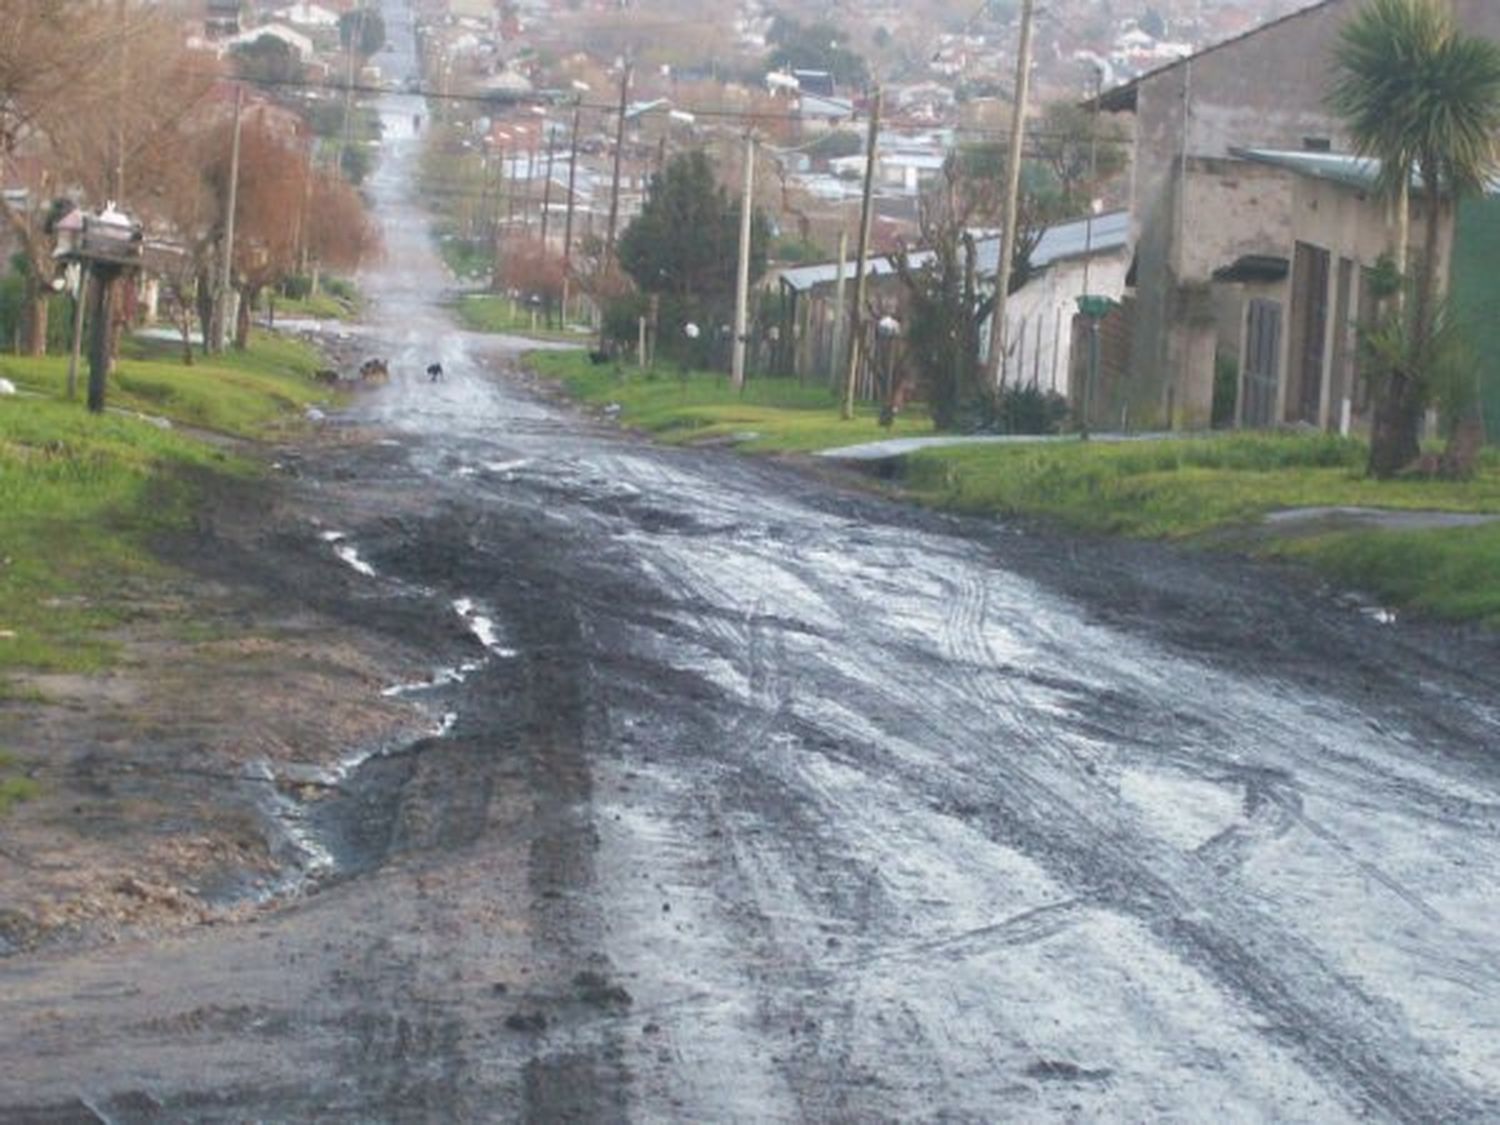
top-left (0, 332), bottom-right (332, 690)
top-left (525, 350), bottom-right (1500, 623)
top-left (902, 435), bottom-right (1500, 623)
top-left (451, 293), bottom-right (584, 343)
top-left (267, 287), bottom-right (360, 322)
top-left (526, 349), bottom-right (932, 451)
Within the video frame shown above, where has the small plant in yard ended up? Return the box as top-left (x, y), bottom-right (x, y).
top-left (0, 751), bottom-right (39, 816)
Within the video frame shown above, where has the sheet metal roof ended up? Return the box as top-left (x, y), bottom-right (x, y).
top-left (777, 210), bottom-right (1129, 293)
top-left (1232, 147), bottom-right (1500, 196)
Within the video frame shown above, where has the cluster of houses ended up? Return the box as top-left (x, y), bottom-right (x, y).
top-left (11, 0), bottom-right (1494, 443)
top-left (769, 0), bottom-right (1500, 439)
top-left (231, 0), bottom-right (1500, 441)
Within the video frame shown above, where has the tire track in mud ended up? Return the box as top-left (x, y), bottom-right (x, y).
top-left (495, 433), bottom-right (1500, 1117)
top-left (776, 550), bottom-right (1492, 1120)
top-left (593, 493), bottom-right (1496, 1118)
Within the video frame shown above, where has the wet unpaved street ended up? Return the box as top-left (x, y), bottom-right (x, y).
top-left (6, 19), bottom-right (1500, 1124)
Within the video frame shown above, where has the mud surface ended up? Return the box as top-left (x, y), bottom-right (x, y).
top-left (4, 7), bottom-right (1500, 1121)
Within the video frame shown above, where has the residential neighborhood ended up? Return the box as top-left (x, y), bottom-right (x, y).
top-left (5, 0), bottom-right (1500, 1119)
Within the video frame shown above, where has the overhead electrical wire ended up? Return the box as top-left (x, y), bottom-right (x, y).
top-left (206, 71), bottom-right (1132, 147)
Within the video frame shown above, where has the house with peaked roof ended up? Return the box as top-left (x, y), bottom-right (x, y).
top-left (776, 210), bottom-right (1129, 401)
top-left (1097, 0), bottom-right (1500, 435)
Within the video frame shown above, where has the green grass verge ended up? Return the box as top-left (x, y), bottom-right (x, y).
top-left (900, 434), bottom-right (1500, 536)
top-left (901, 432), bottom-right (1500, 624)
top-left (0, 332), bottom-right (328, 678)
top-left (453, 294), bottom-right (583, 342)
top-left (434, 230), bottom-right (492, 283)
top-left (11, 330), bottom-right (333, 439)
top-left (270, 290), bottom-right (359, 321)
top-left (1278, 523), bottom-right (1500, 623)
top-left (525, 349), bottom-right (933, 452)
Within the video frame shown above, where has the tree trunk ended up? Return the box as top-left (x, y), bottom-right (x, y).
top-left (196, 275), bottom-right (215, 352)
top-left (1367, 368), bottom-right (1423, 478)
top-left (21, 280), bottom-right (49, 357)
top-left (234, 285), bottom-right (257, 350)
top-left (177, 310), bottom-right (195, 366)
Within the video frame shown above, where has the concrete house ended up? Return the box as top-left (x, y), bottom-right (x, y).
top-left (1097, 0), bottom-right (1500, 432)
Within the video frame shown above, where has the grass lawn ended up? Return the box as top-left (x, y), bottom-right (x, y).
top-left (453, 294), bottom-right (584, 343)
top-left (0, 332), bottom-right (330, 681)
top-left (525, 349), bottom-right (932, 452)
top-left (434, 231), bottom-right (492, 284)
top-left (902, 433), bottom-right (1500, 624)
top-left (7, 330), bottom-right (335, 439)
top-left (268, 289), bottom-right (359, 321)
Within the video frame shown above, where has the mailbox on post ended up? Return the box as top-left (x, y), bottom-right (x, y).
top-left (53, 202), bottom-right (144, 412)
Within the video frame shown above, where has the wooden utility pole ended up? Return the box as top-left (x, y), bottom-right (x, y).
top-left (599, 64), bottom-right (631, 350)
top-left (113, 0), bottom-right (128, 200)
top-left (340, 6), bottom-right (364, 170)
top-left (986, 0), bottom-right (1036, 393)
top-left (831, 227), bottom-right (847, 382)
top-left (561, 105), bottom-right (581, 323)
top-left (731, 131), bottom-right (755, 391)
top-left (216, 84), bottom-right (244, 353)
top-left (523, 144), bottom-right (537, 234)
top-left (540, 124), bottom-right (557, 247)
top-left (604, 66), bottom-right (630, 262)
top-left (842, 86), bottom-right (882, 420)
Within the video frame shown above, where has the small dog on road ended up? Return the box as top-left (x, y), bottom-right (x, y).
top-left (426, 362), bottom-right (444, 382)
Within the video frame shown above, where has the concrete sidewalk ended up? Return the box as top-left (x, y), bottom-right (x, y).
top-left (815, 431), bottom-right (1172, 461)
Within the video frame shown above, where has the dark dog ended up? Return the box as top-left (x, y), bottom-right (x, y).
top-left (426, 362), bottom-right (444, 382)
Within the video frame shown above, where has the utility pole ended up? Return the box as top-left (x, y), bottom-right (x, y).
top-left (986, 0), bottom-right (1036, 394)
top-left (599, 64), bottom-right (631, 350)
top-left (340, 6), bottom-right (364, 174)
top-left (842, 86), bottom-right (882, 420)
top-left (731, 131), bottom-right (755, 391)
top-left (604, 67), bottom-right (630, 259)
top-left (831, 227), bottom-right (847, 381)
top-left (113, 0), bottom-right (128, 200)
top-left (561, 105), bottom-right (581, 324)
top-left (540, 123), bottom-right (556, 248)
top-left (216, 83), bottom-right (244, 353)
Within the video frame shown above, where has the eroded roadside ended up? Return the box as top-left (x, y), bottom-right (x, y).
top-left (0, 425), bottom-right (452, 957)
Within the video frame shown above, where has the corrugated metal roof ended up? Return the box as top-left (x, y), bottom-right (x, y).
top-left (1232, 147), bottom-right (1382, 190)
top-left (777, 210), bottom-right (1129, 292)
top-left (1232, 147), bottom-right (1500, 196)
top-left (797, 93), bottom-right (853, 119)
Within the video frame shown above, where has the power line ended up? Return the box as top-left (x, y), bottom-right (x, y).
top-left (204, 71), bottom-right (1132, 146)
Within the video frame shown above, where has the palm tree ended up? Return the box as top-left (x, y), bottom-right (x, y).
top-left (1329, 0), bottom-right (1500, 477)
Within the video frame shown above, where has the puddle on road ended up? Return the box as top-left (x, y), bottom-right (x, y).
top-left (211, 727), bottom-right (453, 907)
top-left (454, 596), bottom-right (518, 656)
top-left (320, 530), bottom-right (378, 577)
top-left (205, 590), bottom-right (522, 907)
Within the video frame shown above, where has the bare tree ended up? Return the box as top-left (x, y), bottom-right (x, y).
top-left (1, 4), bottom-right (215, 354)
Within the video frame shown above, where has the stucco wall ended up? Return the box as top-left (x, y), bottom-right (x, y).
top-left (1002, 252), bottom-right (1128, 397)
top-left (1121, 0), bottom-right (1500, 430)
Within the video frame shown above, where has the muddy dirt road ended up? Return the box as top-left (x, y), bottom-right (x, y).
top-left (5, 10), bottom-right (1500, 1122)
